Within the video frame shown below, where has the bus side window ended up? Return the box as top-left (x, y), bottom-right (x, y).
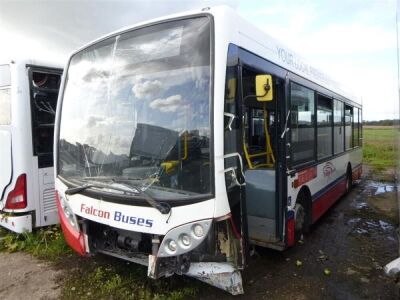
top-left (0, 65), bottom-right (11, 125)
top-left (317, 94), bottom-right (333, 160)
top-left (359, 109), bottom-right (363, 146)
top-left (344, 105), bottom-right (353, 150)
top-left (290, 82), bottom-right (315, 165)
top-left (333, 99), bottom-right (344, 154)
top-left (353, 107), bottom-right (359, 147)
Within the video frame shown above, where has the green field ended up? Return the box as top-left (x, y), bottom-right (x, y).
top-left (363, 126), bottom-right (398, 173)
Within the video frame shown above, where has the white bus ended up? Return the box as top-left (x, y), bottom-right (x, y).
top-left (54, 6), bottom-right (362, 294)
top-left (0, 59), bottom-right (62, 233)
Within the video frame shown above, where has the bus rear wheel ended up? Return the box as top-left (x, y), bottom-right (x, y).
top-left (345, 168), bottom-right (352, 194)
top-left (294, 203), bottom-right (305, 231)
top-left (294, 192), bottom-right (311, 241)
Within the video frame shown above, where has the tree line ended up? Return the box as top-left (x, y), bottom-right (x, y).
top-left (363, 119), bottom-right (399, 126)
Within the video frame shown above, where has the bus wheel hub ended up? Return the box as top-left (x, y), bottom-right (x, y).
top-left (294, 204), bottom-right (305, 231)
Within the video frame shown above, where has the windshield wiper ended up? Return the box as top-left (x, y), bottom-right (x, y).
top-left (65, 179), bottom-right (171, 215)
top-left (111, 179), bottom-right (171, 215)
top-left (65, 182), bottom-right (138, 196)
top-left (65, 184), bottom-right (93, 195)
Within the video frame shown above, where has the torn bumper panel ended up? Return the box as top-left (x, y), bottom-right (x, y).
top-left (186, 262), bottom-right (244, 295)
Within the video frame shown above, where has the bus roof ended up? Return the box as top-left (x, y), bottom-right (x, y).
top-left (66, 5), bottom-right (360, 106)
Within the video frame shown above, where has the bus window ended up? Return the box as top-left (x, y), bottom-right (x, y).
top-left (0, 65), bottom-right (11, 87)
top-left (333, 100), bottom-right (344, 154)
top-left (0, 89), bottom-right (11, 125)
top-left (353, 107), bottom-right (359, 147)
top-left (317, 94), bottom-right (332, 159)
top-left (224, 58), bottom-right (241, 190)
top-left (0, 65), bottom-right (11, 125)
top-left (359, 109), bottom-right (363, 146)
top-left (345, 105), bottom-right (353, 150)
top-left (290, 82), bottom-right (315, 165)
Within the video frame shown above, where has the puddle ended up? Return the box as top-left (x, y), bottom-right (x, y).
top-left (354, 228), bottom-right (368, 234)
top-left (355, 202), bottom-right (368, 209)
top-left (387, 236), bottom-right (396, 242)
top-left (378, 220), bottom-right (394, 231)
top-left (347, 218), bottom-right (361, 225)
top-left (366, 181), bottom-right (395, 196)
top-left (350, 219), bottom-right (395, 236)
top-left (375, 185), bottom-right (394, 195)
top-left (365, 221), bottom-right (379, 228)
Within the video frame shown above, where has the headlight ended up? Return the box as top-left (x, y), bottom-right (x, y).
top-left (193, 224), bottom-right (204, 237)
top-left (158, 219), bottom-right (212, 257)
top-left (180, 234), bottom-right (191, 247)
top-left (167, 240), bottom-right (177, 252)
top-left (60, 195), bottom-right (79, 231)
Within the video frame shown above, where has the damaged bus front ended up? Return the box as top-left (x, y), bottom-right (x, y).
top-left (54, 15), bottom-right (244, 294)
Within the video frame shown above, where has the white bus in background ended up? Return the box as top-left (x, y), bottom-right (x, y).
top-left (54, 6), bottom-right (362, 294)
top-left (0, 59), bottom-right (62, 233)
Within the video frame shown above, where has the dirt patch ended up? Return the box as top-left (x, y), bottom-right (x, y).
top-left (368, 191), bottom-right (398, 223)
top-left (0, 252), bottom-right (61, 300)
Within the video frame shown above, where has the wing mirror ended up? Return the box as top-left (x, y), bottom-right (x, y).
top-left (255, 74), bottom-right (273, 102)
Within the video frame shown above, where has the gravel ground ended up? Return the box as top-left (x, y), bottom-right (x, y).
top-left (0, 252), bottom-right (62, 300)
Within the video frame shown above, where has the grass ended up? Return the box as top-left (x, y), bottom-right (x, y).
top-left (61, 260), bottom-right (199, 300)
top-left (0, 225), bottom-right (71, 260)
top-left (0, 226), bottom-right (200, 299)
top-left (362, 126), bottom-right (398, 174)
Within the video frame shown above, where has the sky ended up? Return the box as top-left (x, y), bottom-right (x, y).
top-left (0, 0), bottom-right (398, 121)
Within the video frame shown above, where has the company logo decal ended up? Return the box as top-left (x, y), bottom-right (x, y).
top-left (323, 162), bottom-right (336, 177)
top-left (80, 203), bottom-right (153, 228)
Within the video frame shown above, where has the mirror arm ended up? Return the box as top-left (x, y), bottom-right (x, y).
top-left (242, 88), bottom-right (269, 103)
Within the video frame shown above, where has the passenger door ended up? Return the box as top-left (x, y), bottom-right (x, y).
top-left (240, 66), bottom-right (280, 245)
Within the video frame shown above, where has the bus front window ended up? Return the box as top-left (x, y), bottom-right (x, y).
top-left (58, 17), bottom-right (212, 200)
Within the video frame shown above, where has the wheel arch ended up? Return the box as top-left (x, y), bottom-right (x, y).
top-left (295, 185), bottom-right (312, 228)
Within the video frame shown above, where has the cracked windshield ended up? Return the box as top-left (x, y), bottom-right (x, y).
top-left (58, 17), bottom-right (212, 200)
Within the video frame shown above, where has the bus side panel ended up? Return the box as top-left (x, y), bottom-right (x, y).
top-left (0, 130), bottom-right (12, 201)
top-left (287, 149), bottom-right (362, 225)
top-left (38, 167), bottom-right (58, 226)
top-left (310, 149), bottom-right (362, 223)
top-left (311, 176), bottom-right (347, 223)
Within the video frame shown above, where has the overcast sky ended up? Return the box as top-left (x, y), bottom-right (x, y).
top-left (0, 0), bottom-right (397, 120)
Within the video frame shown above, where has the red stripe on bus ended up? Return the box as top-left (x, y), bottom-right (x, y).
top-left (312, 178), bottom-right (347, 223)
top-left (56, 193), bottom-right (86, 256)
top-left (294, 166), bottom-right (317, 188)
top-left (287, 217), bottom-right (295, 247)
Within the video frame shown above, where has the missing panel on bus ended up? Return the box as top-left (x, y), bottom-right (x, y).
top-left (29, 67), bottom-right (62, 168)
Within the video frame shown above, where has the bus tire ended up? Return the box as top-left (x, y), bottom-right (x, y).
top-left (295, 190), bottom-right (311, 240)
top-left (345, 166), bottom-right (352, 194)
